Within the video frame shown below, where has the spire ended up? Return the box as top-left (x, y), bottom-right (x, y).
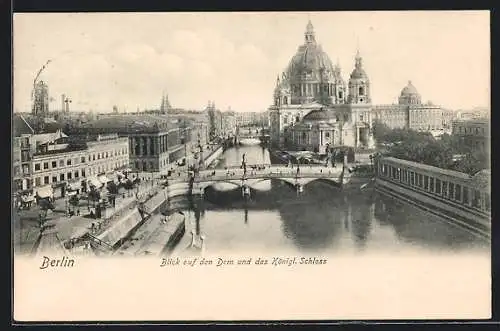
top-left (304, 20), bottom-right (316, 44)
top-left (276, 74), bottom-right (280, 87)
top-left (160, 93), bottom-right (165, 113)
top-left (355, 47), bottom-right (363, 69)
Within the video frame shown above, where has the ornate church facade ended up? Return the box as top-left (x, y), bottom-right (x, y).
top-left (269, 21), bottom-right (375, 153)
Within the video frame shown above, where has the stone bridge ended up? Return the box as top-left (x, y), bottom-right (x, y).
top-left (190, 164), bottom-right (345, 195)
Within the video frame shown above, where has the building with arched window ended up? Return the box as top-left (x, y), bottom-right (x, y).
top-left (269, 20), bottom-right (374, 153)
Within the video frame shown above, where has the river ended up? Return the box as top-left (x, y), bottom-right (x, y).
top-left (171, 145), bottom-right (489, 256)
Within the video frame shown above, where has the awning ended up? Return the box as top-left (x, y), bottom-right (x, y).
top-left (88, 177), bottom-right (102, 188)
top-left (36, 186), bottom-right (53, 199)
top-left (68, 181), bottom-right (82, 191)
top-left (99, 175), bottom-right (111, 184)
top-left (66, 191), bottom-right (77, 196)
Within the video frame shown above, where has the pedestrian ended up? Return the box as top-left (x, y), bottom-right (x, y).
top-left (77, 209), bottom-right (80, 216)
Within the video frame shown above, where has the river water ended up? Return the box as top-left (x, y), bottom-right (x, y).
top-left (171, 145), bottom-right (489, 256)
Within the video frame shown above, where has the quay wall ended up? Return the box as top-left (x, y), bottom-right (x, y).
top-left (203, 145), bottom-right (224, 168)
top-left (375, 178), bottom-right (490, 238)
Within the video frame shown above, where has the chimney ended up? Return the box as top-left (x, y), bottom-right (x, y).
top-left (61, 94), bottom-right (66, 112)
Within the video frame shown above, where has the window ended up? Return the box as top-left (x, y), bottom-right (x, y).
top-left (81, 156), bottom-right (86, 163)
top-left (88, 155), bottom-right (91, 162)
top-left (463, 187), bottom-right (469, 205)
top-left (410, 172), bottom-right (415, 186)
top-left (74, 171), bottom-right (79, 178)
top-left (325, 132), bottom-right (330, 138)
top-left (60, 174), bottom-right (65, 181)
top-left (442, 181), bottom-right (448, 197)
top-left (52, 161), bottom-right (57, 168)
top-left (67, 172), bottom-right (72, 180)
top-left (360, 115), bottom-right (364, 122)
top-left (93, 154), bottom-right (96, 161)
top-left (52, 176), bottom-right (57, 183)
top-left (455, 184), bottom-right (461, 201)
top-left (418, 174), bottom-right (423, 187)
top-left (35, 177), bottom-right (41, 186)
top-left (35, 163), bottom-right (41, 171)
top-left (98, 153), bottom-right (101, 160)
top-left (344, 114), bottom-right (348, 121)
top-left (472, 190), bottom-right (481, 208)
top-left (67, 159), bottom-right (71, 166)
top-left (448, 183), bottom-right (454, 199)
top-left (424, 176), bottom-right (429, 190)
top-left (59, 160), bottom-right (64, 167)
top-left (81, 170), bottom-right (86, 177)
top-left (435, 179), bottom-right (441, 194)
top-left (106, 152), bottom-right (109, 158)
top-left (430, 177), bottom-right (434, 192)
top-left (44, 176), bottom-right (49, 184)
top-left (43, 162), bottom-right (49, 169)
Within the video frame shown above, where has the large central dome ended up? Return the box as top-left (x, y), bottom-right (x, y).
top-left (285, 21), bottom-right (336, 82)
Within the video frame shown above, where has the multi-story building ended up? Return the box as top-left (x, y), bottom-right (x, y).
top-left (68, 114), bottom-right (196, 173)
top-left (373, 81), bottom-right (453, 134)
top-left (451, 119), bottom-right (490, 152)
top-left (269, 20), bottom-right (375, 153)
top-left (12, 131), bottom-right (129, 199)
top-left (222, 111), bottom-right (237, 136)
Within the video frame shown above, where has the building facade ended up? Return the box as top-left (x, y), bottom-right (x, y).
top-left (373, 81), bottom-right (455, 134)
top-left (269, 21), bottom-right (374, 153)
top-left (69, 114), bottom-right (199, 173)
top-left (13, 132), bottom-right (129, 198)
top-left (451, 119), bottom-right (490, 152)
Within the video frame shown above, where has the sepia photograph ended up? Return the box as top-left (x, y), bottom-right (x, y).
top-left (12, 10), bottom-right (491, 322)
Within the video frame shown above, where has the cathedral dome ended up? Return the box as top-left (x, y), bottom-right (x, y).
top-left (284, 21), bottom-right (336, 82)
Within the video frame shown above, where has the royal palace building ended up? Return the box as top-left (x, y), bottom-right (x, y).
top-left (373, 81), bottom-right (456, 134)
top-left (269, 21), bottom-right (375, 153)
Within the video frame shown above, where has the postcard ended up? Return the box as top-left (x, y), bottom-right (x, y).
top-left (12, 10), bottom-right (491, 322)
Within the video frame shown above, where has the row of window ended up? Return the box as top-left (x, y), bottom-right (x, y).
top-left (33, 160), bottom-right (129, 187)
top-left (379, 163), bottom-right (490, 213)
top-left (455, 126), bottom-right (487, 135)
top-left (33, 148), bottom-right (128, 172)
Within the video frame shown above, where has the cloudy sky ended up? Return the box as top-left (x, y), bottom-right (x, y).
top-left (13, 11), bottom-right (489, 113)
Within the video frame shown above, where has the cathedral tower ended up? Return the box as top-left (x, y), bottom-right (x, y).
top-left (348, 50), bottom-right (371, 104)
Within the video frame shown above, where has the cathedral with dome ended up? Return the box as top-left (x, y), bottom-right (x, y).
top-left (269, 20), bottom-right (375, 153)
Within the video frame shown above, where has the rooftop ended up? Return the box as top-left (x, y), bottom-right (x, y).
top-left (81, 114), bottom-right (176, 132)
top-left (382, 156), bottom-right (489, 182)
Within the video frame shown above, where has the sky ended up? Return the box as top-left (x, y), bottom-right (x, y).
top-left (13, 11), bottom-right (490, 113)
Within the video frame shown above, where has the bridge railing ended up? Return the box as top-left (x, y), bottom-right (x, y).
top-left (164, 165), bottom-right (344, 184)
top-left (193, 170), bottom-right (343, 183)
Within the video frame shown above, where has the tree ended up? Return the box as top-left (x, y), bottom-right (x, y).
top-left (87, 187), bottom-right (101, 208)
top-left (68, 194), bottom-right (79, 212)
top-left (107, 181), bottom-right (119, 208)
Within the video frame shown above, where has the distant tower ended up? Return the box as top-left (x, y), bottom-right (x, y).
top-left (113, 105), bottom-right (119, 113)
top-left (348, 49), bottom-right (371, 104)
top-left (32, 80), bottom-right (49, 116)
top-left (160, 91), bottom-right (172, 114)
top-left (61, 94), bottom-right (66, 112)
